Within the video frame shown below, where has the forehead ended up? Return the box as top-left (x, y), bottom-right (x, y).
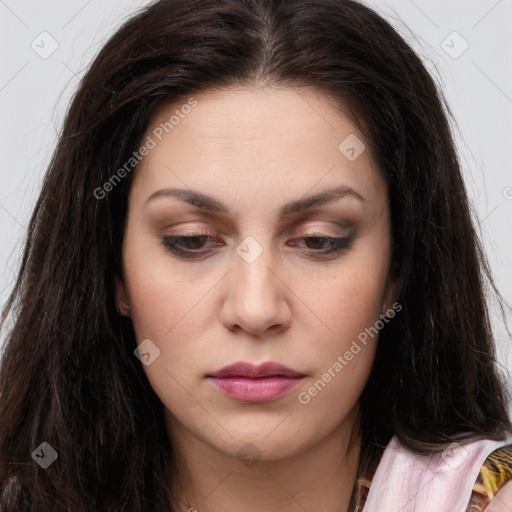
top-left (144, 85), bottom-right (363, 157)
top-left (130, 85), bottom-right (386, 209)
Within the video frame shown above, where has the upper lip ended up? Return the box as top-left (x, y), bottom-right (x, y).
top-left (207, 361), bottom-right (305, 379)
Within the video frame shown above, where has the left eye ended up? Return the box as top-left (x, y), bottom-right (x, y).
top-left (161, 235), bottom-right (352, 257)
top-left (291, 236), bottom-right (352, 253)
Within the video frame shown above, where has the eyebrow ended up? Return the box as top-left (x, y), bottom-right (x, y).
top-left (145, 185), bottom-right (365, 218)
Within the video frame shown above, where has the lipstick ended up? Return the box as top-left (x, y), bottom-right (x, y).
top-left (206, 361), bottom-right (305, 403)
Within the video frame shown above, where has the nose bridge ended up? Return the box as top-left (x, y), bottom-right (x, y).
top-left (233, 234), bottom-right (277, 299)
top-left (224, 234), bottom-right (286, 333)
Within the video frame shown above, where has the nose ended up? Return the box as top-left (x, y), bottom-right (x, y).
top-left (219, 239), bottom-right (291, 336)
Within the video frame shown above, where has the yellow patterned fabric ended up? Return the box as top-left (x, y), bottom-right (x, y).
top-left (466, 444), bottom-right (512, 512)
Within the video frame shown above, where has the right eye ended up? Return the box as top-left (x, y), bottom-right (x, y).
top-left (161, 235), bottom-right (222, 257)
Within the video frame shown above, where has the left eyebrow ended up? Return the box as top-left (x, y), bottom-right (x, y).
top-left (145, 185), bottom-right (366, 218)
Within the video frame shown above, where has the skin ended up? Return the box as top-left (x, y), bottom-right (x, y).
top-left (483, 481), bottom-right (512, 511)
top-left (116, 85), bottom-right (401, 512)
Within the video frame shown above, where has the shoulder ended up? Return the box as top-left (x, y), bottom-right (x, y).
top-left (467, 443), bottom-right (512, 512)
top-left (360, 435), bottom-right (512, 512)
top-left (484, 480), bottom-right (512, 511)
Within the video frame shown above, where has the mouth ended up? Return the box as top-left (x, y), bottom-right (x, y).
top-left (206, 361), bottom-right (305, 403)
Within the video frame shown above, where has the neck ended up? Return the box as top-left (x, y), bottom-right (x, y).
top-left (167, 407), bottom-right (362, 512)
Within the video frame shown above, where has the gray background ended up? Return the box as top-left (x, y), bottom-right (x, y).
top-left (1, 0), bottom-right (511, 407)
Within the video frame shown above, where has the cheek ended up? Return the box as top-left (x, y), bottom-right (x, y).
top-left (122, 257), bottom-right (208, 421)
top-left (295, 247), bottom-right (390, 347)
top-left (291, 269), bottom-right (386, 438)
top-left (121, 234), bottom-right (212, 342)
top-left (290, 240), bottom-right (391, 399)
top-left (120, 237), bottom-right (220, 399)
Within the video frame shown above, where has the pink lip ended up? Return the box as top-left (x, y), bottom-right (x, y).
top-left (207, 361), bottom-right (305, 403)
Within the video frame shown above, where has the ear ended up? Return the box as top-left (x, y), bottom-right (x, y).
top-left (115, 275), bottom-right (131, 317)
top-left (381, 275), bottom-right (403, 317)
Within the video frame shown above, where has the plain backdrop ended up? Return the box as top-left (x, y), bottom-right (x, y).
top-left (1, 0), bottom-right (511, 409)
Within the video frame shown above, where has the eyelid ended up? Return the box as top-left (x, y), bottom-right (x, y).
top-left (299, 227), bottom-right (349, 237)
top-left (154, 208), bottom-right (357, 231)
top-left (161, 217), bottom-right (355, 242)
top-left (165, 225), bottom-right (350, 239)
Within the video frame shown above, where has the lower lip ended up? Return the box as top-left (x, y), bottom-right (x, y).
top-left (208, 376), bottom-right (304, 403)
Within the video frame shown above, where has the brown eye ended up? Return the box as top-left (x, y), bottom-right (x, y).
top-left (162, 235), bottom-right (221, 256)
top-left (289, 236), bottom-right (353, 254)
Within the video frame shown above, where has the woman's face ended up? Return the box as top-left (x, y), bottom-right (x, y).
top-left (116, 85), bottom-right (399, 463)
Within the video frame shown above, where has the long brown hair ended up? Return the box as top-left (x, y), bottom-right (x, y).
top-left (1, 0), bottom-right (510, 510)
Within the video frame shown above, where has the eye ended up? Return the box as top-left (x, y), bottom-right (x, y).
top-left (289, 236), bottom-right (353, 254)
top-left (161, 234), bottom-right (220, 256)
top-left (161, 233), bottom-right (353, 258)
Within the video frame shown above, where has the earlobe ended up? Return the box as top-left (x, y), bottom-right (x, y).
top-left (114, 275), bottom-right (131, 317)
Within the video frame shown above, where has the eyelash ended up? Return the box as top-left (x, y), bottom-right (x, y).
top-left (161, 233), bottom-right (353, 258)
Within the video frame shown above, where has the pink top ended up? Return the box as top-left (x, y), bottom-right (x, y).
top-left (362, 434), bottom-right (512, 511)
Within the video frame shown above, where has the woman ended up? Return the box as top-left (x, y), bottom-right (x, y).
top-left (0, 0), bottom-right (511, 510)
